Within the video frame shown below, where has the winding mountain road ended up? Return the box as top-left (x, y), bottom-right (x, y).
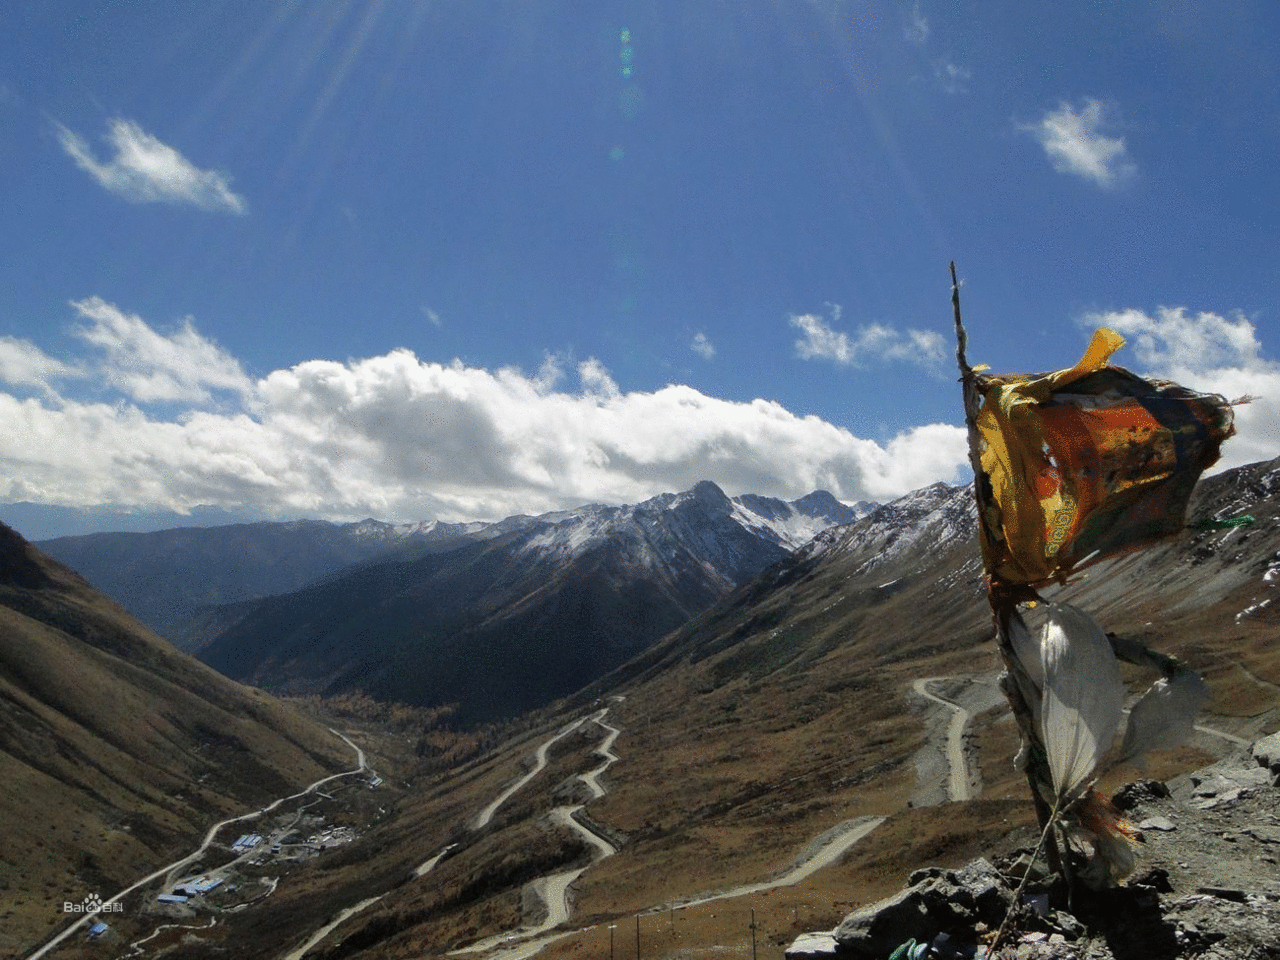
top-left (912, 677), bottom-right (974, 803)
top-left (474, 715), bottom-right (592, 830)
top-left (452, 710), bottom-right (621, 956)
top-left (453, 709), bottom-right (890, 960)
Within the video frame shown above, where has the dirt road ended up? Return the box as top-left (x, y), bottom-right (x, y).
top-left (453, 710), bottom-right (621, 956)
top-left (912, 676), bottom-right (977, 803)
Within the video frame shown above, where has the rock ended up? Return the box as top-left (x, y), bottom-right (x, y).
top-left (1242, 825), bottom-right (1280, 844)
top-left (1131, 868), bottom-right (1174, 893)
top-left (1137, 815), bottom-right (1177, 832)
top-left (834, 860), bottom-right (1012, 958)
top-left (999, 850), bottom-right (1049, 885)
top-left (1050, 909), bottom-right (1086, 940)
top-left (785, 931), bottom-right (840, 959)
top-left (1252, 731), bottom-right (1280, 778)
top-left (1187, 765), bottom-right (1272, 808)
top-left (1113, 779), bottom-right (1171, 810)
top-left (1196, 887), bottom-right (1247, 903)
top-left (834, 888), bottom-right (933, 958)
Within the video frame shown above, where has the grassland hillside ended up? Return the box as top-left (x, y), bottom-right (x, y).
top-left (0, 522), bottom-right (356, 957)
top-left (181, 459), bottom-right (1277, 960)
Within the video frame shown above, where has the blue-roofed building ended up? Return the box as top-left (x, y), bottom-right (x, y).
top-left (88, 921), bottom-right (108, 938)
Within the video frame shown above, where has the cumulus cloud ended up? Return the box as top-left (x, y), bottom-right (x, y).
top-left (790, 308), bottom-right (945, 369)
top-left (1083, 306), bottom-right (1280, 469)
top-left (691, 332), bottom-right (715, 360)
top-left (55, 118), bottom-right (248, 214)
top-left (0, 299), bottom-right (971, 522)
top-left (1020, 98), bottom-right (1135, 187)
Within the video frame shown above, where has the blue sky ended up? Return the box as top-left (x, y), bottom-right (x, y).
top-left (2, 0), bottom-right (1278, 538)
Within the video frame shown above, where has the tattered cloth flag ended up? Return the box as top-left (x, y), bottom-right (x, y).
top-left (969, 326), bottom-right (1235, 589)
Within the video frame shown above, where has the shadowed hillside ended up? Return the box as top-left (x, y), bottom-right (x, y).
top-left (0, 523), bottom-right (354, 957)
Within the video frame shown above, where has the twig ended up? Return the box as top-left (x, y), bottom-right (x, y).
top-left (990, 798), bottom-right (1063, 955)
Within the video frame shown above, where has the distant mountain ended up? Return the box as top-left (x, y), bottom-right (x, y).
top-left (36, 517), bottom-right (491, 647)
top-left (197, 482), bottom-right (865, 724)
top-left (0, 523), bottom-right (353, 957)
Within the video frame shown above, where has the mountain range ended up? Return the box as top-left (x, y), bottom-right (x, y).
top-left (192, 482), bottom-right (866, 724)
top-left (35, 516), bottom-right (494, 647)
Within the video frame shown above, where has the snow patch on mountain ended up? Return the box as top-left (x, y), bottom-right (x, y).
top-left (803, 482), bottom-right (976, 576)
top-left (516, 482), bottom-right (864, 570)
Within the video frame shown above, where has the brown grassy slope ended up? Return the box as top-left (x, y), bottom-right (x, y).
top-left (555, 462), bottom-right (1278, 948)
top-left (0, 522), bottom-right (355, 956)
top-left (167, 461), bottom-right (1279, 960)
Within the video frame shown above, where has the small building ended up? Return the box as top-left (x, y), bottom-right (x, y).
top-left (174, 875), bottom-right (223, 897)
top-left (231, 833), bottom-right (263, 852)
top-left (87, 922), bottom-right (108, 938)
top-left (157, 894), bottom-right (189, 904)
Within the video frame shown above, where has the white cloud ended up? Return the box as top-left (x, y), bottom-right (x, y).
top-left (55, 118), bottom-right (248, 214)
top-left (905, 1), bottom-right (929, 43)
top-left (0, 299), bottom-right (972, 521)
top-left (1083, 306), bottom-right (1280, 470)
top-left (71, 297), bottom-right (253, 404)
top-left (790, 309), bottom-right (945, 369)
top-left (422, 306), bottom-right (443, 327)
top-left (577, 357), bottom-right (621, 400)
top-left (1020, 98), bottom-right (1135, 187)
top-left (691, 332), bottom-right (716, 360)
top-left (0, 337), bottom-right (81, 388)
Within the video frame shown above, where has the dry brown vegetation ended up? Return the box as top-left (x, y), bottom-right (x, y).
top-left (8, 460), bottom-right (1278, 960)
top-left (0, 523), bottom-right (358, 957)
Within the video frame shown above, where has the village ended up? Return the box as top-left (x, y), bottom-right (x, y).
top-left (63, 768), bottom-right (393, 954)
top-left (147, 788), bottom-right (376, 920)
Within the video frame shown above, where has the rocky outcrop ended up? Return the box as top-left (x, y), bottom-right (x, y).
top-left (1252, 730), bottom-right (1280, 780)
top-left (787, 730), bottom-right (1280, 960)
top-left (829, 860), bottom-right (1011, 958)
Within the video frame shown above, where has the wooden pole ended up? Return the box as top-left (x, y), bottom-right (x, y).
top-left (950, 263), bottom-right (1061, 875)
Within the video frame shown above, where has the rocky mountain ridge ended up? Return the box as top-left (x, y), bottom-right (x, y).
top-left (37, 484), bottom-right (867, 650)
top-left (789, 732), bottom-right (1280, 959)
top-left (194, 481), bottom-right (865, 723)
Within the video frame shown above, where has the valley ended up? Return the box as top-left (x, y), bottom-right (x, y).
top-left (4, 459), bottom-right (1278, 959)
